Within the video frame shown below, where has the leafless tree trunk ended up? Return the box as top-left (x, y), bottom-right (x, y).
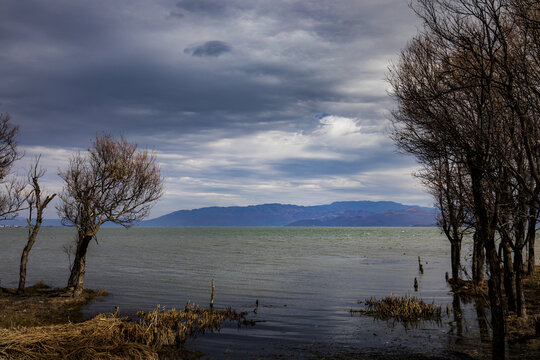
top-left (472, 231), bottom-right (485, 285)
top-left (513, 214), bottom-right (528, 317)
top-left (501, 236), bottom-right (517, 312)
top-left (526, 200), bottom-right (538, 275)
top-left (18, 158), bottom-right (55, 294)
top-left (469, 164), bottom-right (505, 358)
top-left (68, 234), bottom-right (92, 297)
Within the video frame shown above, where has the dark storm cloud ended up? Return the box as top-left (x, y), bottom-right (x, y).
top-left (184, 41), bottom-right (232, 57)
top-left (0, 0), bottom-right (417, 146)
top-left (2, 58), bottom-right (341, 147)
top-left (0, 0), bottom-right (428, 215)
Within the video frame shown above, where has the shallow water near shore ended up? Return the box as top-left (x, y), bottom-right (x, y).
top-left (1, 227), bottom-right (498, 358)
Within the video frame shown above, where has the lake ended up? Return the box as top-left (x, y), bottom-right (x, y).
top-left (0, 227), bottom-right (493, 358)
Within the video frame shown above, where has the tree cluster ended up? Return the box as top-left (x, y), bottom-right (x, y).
top-left (389, 1), bottom-right (539, 358)
top-left (0, 115), bottom-right (163, 297)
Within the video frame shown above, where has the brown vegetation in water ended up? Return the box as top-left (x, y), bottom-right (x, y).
top-left (0, 300), bottom-right (251, 360)
top-left (133, 302), bottom-right (252, 346)
top-left (350, 294), bottom-right (442, 327)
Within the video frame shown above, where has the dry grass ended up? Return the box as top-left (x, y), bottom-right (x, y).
top-left (350, 294), bottom-right (442, 327)
top-left (0, 315), bottom-right (154, 360)
top-left (0, 303), bottom-right (251, 360)
top-left (0, 281), bottom-right (104, 328)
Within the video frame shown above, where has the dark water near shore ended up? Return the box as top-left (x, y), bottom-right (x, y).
top-left (1, 227), bottom-right (499, 358)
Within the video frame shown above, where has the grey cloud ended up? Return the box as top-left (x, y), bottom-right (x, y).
top-left (168, 11), bottom-right (184, 19)
top-left (0, 0), bottom-right (417, 149)
top-left (184, 41), bottom-right (232, 58)
top-left (176, 0), bottom-right (227, 14)
top-left (174, 1), bottom-right (416, 43)
top-left (0, 0), bottom-right (427, 216)
top-left (272, 154), bottom-right (417, 179)
top-left (286, 0), bottom-right (413, 43)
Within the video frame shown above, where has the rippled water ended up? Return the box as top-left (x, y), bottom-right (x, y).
top-left (1, 227), bottom-right (493, 358)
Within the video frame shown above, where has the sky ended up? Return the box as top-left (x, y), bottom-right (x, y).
top-left (0, 0), bottom-right (430, 219)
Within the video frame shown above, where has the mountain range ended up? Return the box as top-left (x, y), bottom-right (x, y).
top-left (141, 201), bottom-right (438, 227)
top-left (0, 201), bottom-right (438, 228)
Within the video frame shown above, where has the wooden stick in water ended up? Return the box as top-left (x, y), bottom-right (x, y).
top-left (210, 279), bottom-right (215, 309)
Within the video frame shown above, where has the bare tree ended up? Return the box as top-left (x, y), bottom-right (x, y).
top-left (388, 1), bottom-right (540, 357)
top-left (494, 0), bottom-right (540, 207)
top-left (0, 113), bottom-right (18, 180)
top-left (0, 178), bottom-right (27, 221)
top-left (526, 201), bottom-right (538, 275)
top-left (0, 113), bottom-right (25, 220)
top-left (17, 156), bottom-right (56, 294)
top-left (57, 136), bottom-right (163, 297)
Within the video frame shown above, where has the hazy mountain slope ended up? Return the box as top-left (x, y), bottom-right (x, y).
top-left (141, 201), bottom-right (437, 227)
top-left (0, 201), bottom-right (437, 228)
top-left (285, 207), bottom-right (437, 227)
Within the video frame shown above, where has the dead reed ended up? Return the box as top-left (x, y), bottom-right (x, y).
top-left (0, 303), bottom-right (251, 360)
top-left (350, 294), bottom-right (442, 327)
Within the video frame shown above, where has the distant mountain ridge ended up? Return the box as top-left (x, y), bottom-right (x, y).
top-left (0, 201), bottom-right (438, 228)
top-left (141, 201), bottom-right (437, 227)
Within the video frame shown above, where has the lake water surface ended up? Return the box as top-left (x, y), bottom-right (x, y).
top-left (0, 227), bottom-right (495, 358)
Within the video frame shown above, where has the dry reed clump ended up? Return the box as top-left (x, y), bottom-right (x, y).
top-left (0, 303), bottom-right (251, 360)
top-left (350, 294), bottom-right (442, 326)
top-left (132, 302), bottom-right (252, 347)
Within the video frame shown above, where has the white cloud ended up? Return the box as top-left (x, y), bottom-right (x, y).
top-left (313, 115), bottom-right (387, 149)
top-left (198, 115), bottom-right (385, 166)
